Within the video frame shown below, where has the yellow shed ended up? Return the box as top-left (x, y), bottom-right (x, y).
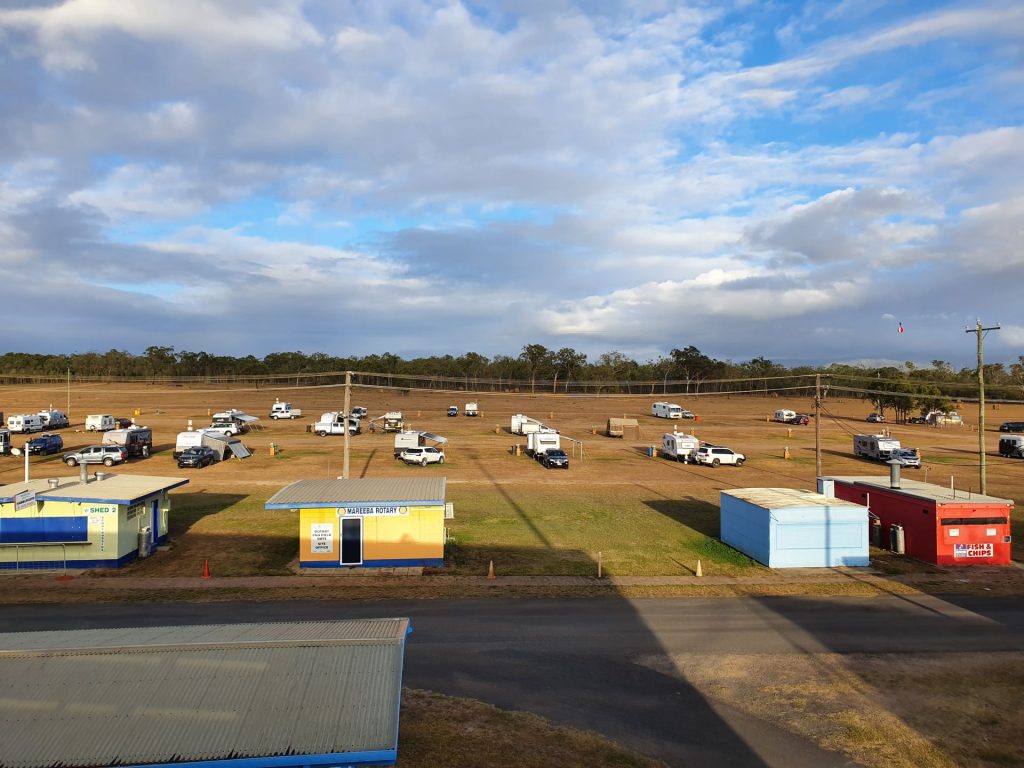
top-left (0, 472), bottom-right (188, 571)
top-left (265, 477), bottom-right (448, 569)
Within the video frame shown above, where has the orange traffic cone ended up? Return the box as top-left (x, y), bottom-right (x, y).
top-left (486, 560), bottom-right (496, 580)
top-left (202, 559), bottom-right (210, 579)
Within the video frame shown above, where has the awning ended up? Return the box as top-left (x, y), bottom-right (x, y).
top-left (228, 441), bottom-right (252, 459)
top-left (418, 431), bottom-right (448, 444)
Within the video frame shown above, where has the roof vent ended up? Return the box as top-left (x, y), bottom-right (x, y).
top-left (47, 478), bottom-right (60, 489)
top-left (888, 460), bottom-right (901, 489)
top-left (95, 472), bottom-right (109, 481)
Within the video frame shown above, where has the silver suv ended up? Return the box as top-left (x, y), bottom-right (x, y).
top-left (64, 445), bottom-right (127, 467)
top-left (694, 445), bottom-right (745, 467)
top-left (399, 446), bottom-right (445, 466)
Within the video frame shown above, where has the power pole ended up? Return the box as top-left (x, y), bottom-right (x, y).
top-left (342, 370), bottom-right (352, 480)
top-left (814, 373), bottom-right (822, 480)
top-left (966, 320), bottom-right (1000, 495)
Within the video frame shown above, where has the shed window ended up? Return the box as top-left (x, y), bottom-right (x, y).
top-left (948, 528), bottom-right (960, 537)
top-left (986, 528), bottom-right (997, 537)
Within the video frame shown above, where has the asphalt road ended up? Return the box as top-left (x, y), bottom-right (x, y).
top-left (5, 594), bottom-right (1022, 767)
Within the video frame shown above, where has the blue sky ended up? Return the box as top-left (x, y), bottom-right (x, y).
top-left (1, 0), bottom-right (1022, 367)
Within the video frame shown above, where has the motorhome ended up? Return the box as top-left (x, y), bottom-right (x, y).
top-left (7, 414), bottom-right (44, 433)
top-left (661, 432), bottom-right (701, 463)
top-left (102, 426), bottom-right (153, 458)
top-left (85, 414), bottom-right (116, 432)
top-left (393, 430), bottom-right (448, 457)
top-left (313, 412), bottom-right (360, 436)
top-left (999, 435), bottom-right (1024, 459)
top-left (651, 402), bottom-right (684, 419)
top-left (37, 409), bottom-right (70, 429)
top-left (773, 409), bottom-right (797, 423)
top-left (527, 429), bottom-right (561, 457)
top-left (853, 434), bottom-right (903, 462)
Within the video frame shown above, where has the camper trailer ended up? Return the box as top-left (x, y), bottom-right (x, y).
top-left (999, 435), bottom-right (1024, 458)
top-left (651, 402), bottom-right (684, 419)
top-left (173, 430), bottom-right (250, 461)
top-left (510, 414), bottom-right (545, 435)
top-left (7, 414), bottom-right (44, 434)
top-left (773, 409), bottom-right (797, 423)
top-left (527, 429), bottom-right (561, 457)
top-left (85, 414), bottom-right (116, 432)
top-left (102, 426), bottom-right (153, 458)
top-left (465, 402), bottom-right (479, 417)
top-left (211, 410), bottom-right (259, 433)
top-left (37, 410), bottom-right (70, 429)
top-left (393, 430), bottom-right (448, 457)
top-left (926, 410), bottom-right (963, 426)
top-left (0, 428), bottom-right (11, 456)
top-left (661, 432), bottom-right (701, 462)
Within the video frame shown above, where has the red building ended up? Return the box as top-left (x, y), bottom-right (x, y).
top-left (820, 475), bottom-right (1013, 566)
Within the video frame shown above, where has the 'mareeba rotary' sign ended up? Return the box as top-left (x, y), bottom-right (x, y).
top-left (337, 506), bottom-right (409, 517)
top-left (954, 543), bottom-right (993, 558)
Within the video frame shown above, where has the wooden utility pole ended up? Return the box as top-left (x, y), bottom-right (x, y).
top-left (814, 373), bottom-right (822, 480)
top-left (342, 370), bottom-right (352, 480)
top-left (966, 320), bottom-right (1000, 495)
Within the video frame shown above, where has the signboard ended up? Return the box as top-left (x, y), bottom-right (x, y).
top-left (953, 543), bottom-right (993, 559)
top-left (310, 523), bottom-right (334, 554)
top-left (337, 506), bottom-right (409, 517)
top-left (14, 490), bottom-right (36, 512)
top-left (83, 505), bottom-right (117, 515)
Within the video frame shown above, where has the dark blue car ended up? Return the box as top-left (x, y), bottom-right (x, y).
top-left (26, 434), bottom-right (64, 455)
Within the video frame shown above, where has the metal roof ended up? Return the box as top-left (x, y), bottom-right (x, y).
top-left (266, 477), bottom-right (446, 509)
top-left (724, 488), bottom-right (864, 509)
top-left (0, 619), bottom-right (410, 768)
top-left (0, 474), bottom-right (188, 505)
top-left (823, 476), bottom-right (1014, 506)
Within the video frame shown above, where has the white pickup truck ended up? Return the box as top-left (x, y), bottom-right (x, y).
top-left (313, 412), bottom-right (360, 436)
top-left (270, 401), bottom-right (302, 419)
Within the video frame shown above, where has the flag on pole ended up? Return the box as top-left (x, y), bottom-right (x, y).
top-left (898, 322), bottom-right (905, 334)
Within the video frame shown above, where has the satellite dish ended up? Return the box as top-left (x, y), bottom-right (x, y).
top-left (10, 448), bottom-right (21, 456)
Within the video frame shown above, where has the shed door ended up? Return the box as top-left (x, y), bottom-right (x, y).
top-left (340, 517), bottom-right (363, 566)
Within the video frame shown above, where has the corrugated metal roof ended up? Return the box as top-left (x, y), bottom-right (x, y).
top-left (0, 474), bottom-right (188, 505)
top-left (0, 619), bottom-right (409, 768)
top-left (266, 477), bottom-right (446, 509)
top-left (724, 487), bottom-right (864, 509)
top-left (823, 476), bottom-right (1014, 506)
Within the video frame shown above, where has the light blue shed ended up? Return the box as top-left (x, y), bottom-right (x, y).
top-left (720, 488), bottom-right (869, 568)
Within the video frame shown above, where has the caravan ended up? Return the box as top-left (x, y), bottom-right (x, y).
top-left (393, 430), bottom-right (448, 458)
top-left (773, 409), bottom-right (797, 423)
top-left (174, 430), bottom-right (250, 461)
top-left (527, 429), bottom-right (560, 457)
top-left (37, 410), bottom-right (70, 429)
top-left (661, 432), bottom-right (701, 463)
top-left (102, 426), bottom-right (153, 458)
top-left (85, 414), bottom-right (116, 432)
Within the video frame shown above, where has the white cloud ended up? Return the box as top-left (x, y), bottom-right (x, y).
top-left (67, 164), bottom-right (205, 220)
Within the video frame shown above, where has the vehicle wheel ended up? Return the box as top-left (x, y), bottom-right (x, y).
top-left (711, 458), bottom-right (720, 467)
top-left (317, 431), bottom-right (327, 437)
top-left (736, 458), bottom-right (745, 466)
top-left (272, 415), bottom-right (279, 420)
top-left (103, 457), bottom-right (115, 466)
top-left (65, 458), bottom-right (77, 467)
top-left (438, 456), bottom-right (445, 464)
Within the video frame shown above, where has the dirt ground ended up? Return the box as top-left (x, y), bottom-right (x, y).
top-left (2, 382), bottom-right (1021, 570)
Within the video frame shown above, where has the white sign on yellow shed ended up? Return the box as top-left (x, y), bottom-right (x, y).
top-left (266, 478), bottom-right (448, 569)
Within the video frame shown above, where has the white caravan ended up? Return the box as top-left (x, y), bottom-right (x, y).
top-left (661, 432), bottom-right (701, 463)
top-left (527, 429), bottom-right (561, 457)
top-left (465, 402), bottom-right (479, 417)
top-left (85, 414), bottom-right (116, 432)
top-left (37, 410), bottom-right (70, 428)
top-left (773, 409), bottom-right (797, 423)
top-left (853, 434), bottom-right (902, 462)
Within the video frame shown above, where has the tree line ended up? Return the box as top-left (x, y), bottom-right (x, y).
top-left (1, 346), bottom-right (1022, 405)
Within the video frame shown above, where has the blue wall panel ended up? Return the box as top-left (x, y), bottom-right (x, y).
top-left (0, 516), bottom-right (88, 544)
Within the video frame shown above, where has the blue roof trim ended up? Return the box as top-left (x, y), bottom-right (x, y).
top-left (124, 749), bottom-right (397, 768)
top-left (34, 478), bottom-right (190, 506)
top-left (266, 498), bottom-right (443, 510)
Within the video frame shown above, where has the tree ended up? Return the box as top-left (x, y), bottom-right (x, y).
top-left (519, 344), bottom-right (554, 393)
top-left (553, 347), bottom-right (587, 393)
top-left (669, 346), bottom-right (721, 394)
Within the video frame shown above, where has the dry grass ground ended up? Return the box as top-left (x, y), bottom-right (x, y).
top-left (638, 651), bottom-right (1024, 768)
top-left (2, 382), bottom-right (1020, 577)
